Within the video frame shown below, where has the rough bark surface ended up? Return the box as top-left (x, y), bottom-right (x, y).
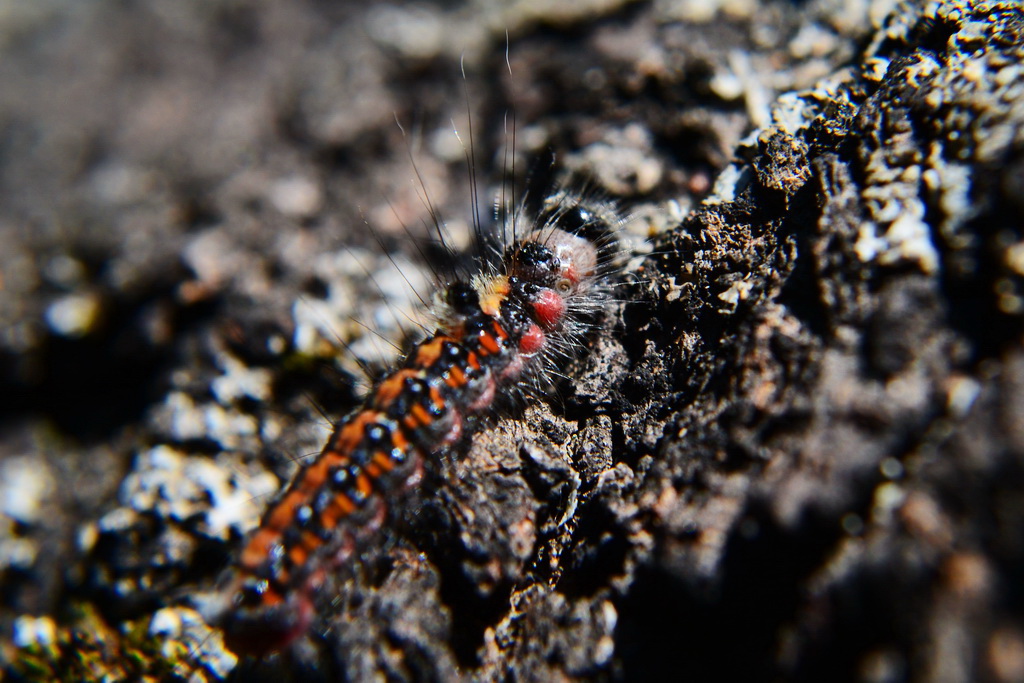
top-left (2, 0), bottom-right (1023, 681)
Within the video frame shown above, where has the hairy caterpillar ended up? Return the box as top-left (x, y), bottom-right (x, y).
top-left (207, 185), bottom-right (624, 658)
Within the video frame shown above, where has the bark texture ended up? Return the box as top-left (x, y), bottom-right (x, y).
top-left (1, 1), bottom-right (1023, 681)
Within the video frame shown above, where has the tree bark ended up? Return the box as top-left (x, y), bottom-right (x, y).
top-left (2, 1), bottom-right (1022, 681)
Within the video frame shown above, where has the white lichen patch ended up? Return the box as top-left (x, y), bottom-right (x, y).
top-left (704, 164), bottom-right (752, 205)
top-left (116, 445), bottom-right (278, 540)
top-left (0, 455), bottom-right (54, 524)
top-left (717, 277), bottom-right (755, 312)
top-left (43, 292), bottom-right (102, 337)
top-left (878, 204), bottom-right (940, 274)
top-left (12, 614), bottom-right (57, 648)
top-left (268, 175), bottom-right (324, 219)
top-left (770, 91), bottom-right (820, 137)
top-left (291, 247), bottom-right (430, 369)
top-left (210, 351), bottom-right (272, 404)
top-left (149, 606), bottom-right (237, 678)
top-left (0, 453), bottom-right (51, 578)
top-left (157, 390), bottom-right (259, 451)
top-left (564, 124), bottom-right (664, 195)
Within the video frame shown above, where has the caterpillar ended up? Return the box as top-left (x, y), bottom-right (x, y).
top-left (208, 186), bottom-right (623, 658)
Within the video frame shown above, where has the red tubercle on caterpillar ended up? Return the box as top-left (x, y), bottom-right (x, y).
top-left (530, 288), bottom-right (567, 330)
top-left (518, 323), bottom-right (546, 355)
